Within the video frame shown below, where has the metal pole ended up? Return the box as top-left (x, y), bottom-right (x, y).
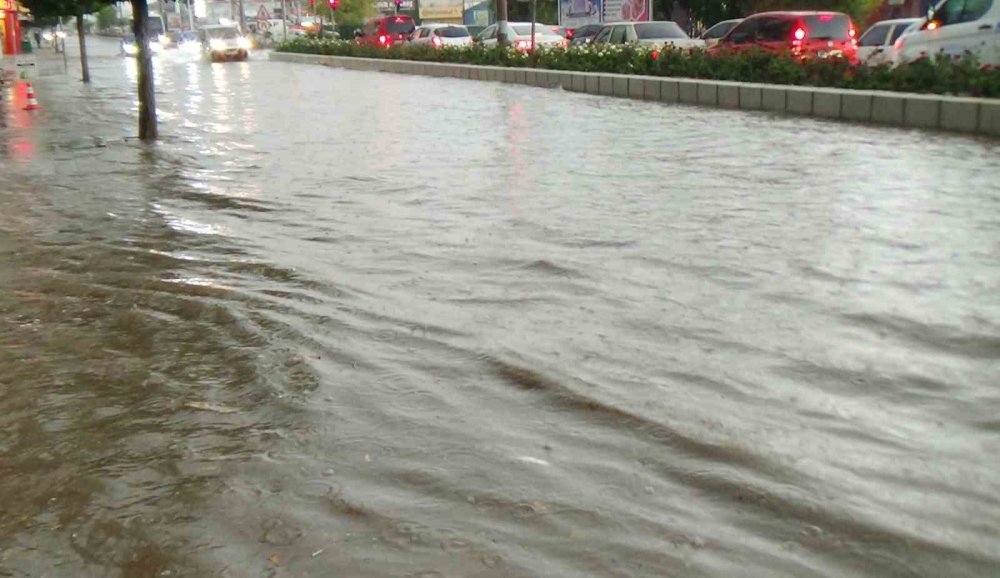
top-left (187, 0), bottom-right (195, 31)
top-left (529, 0), bottom-right (535, 51)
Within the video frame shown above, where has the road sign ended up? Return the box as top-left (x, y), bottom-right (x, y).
top-left (256, 5), bottom-right (271, 22)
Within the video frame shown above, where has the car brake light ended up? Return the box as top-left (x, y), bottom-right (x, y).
top-left (566, 28), bottom-right (575, 39)
top-left (793, 27), bottom-right (806, 41)
top-left (432, 35), bottom-right (442, 47)
top-left (379, 34), bottom-right (387, 44)
top-left (849, 27), bottom-right (856, 38)
top-left (926, 20), bottom-right (938, 30)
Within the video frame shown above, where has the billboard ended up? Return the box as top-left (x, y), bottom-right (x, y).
top-left (559, 0), bottom-right (601, 27)
top-left (419, 0), bottom-right (463, 20)
top-left (601, 0), bottom-right (649, 22)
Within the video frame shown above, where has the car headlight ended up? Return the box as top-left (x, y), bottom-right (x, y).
top-left (209, 39), bottom-right (226, 50)
top-left (124, 44), bottom-right (138, 55)
top-left (237, 37), bottom-right (250, 49)
top-left (56, 31), bottom-right (67, 39)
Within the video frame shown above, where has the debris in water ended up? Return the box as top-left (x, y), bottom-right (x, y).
top-left (516, 456), bottom-right (550, 466)
top-left (269, 554), bottom-right (281, 565)
top-left (184, 401), bottom-right (239, 414)
top-left (311, 549), bottom-right (324, 558)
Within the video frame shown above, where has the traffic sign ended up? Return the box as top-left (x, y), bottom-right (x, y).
top-left (256, 5), bottom-right (271, 22)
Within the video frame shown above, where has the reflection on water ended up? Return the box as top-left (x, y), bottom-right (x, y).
top-left (1, 37), bottom-right (999, 577)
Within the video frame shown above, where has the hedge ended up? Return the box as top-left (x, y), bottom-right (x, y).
top-left (275, 39), bottom-right (1000, 98)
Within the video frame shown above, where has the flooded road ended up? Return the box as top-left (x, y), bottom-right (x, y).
top-left (1, 37), bottom-right (999, 577)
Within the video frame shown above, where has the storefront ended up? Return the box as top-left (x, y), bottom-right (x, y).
top-left (0, 0), bottom-right (25, 56)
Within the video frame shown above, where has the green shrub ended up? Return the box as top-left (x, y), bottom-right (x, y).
top-left (275, 39), bottom-right (1000, 97)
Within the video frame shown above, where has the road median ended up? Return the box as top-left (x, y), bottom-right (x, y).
top-left (269, 51), bottom-right (1000, 138)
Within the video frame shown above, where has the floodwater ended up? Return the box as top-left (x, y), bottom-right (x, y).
top-left (1, 37), bottom-right (998, 577)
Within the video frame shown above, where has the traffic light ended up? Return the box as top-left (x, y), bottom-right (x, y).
top-left (394, 0), bottom-right (402, 9)
top-left (328, 0), bottom-right (339, 9)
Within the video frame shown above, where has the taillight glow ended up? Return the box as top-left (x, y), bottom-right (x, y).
top-left (926, 21), bottom-right (938, 30)
top-left (431, 35), bottom-right (443, 47)
top-left (793, 27), bottom-right (806, 41)
top-left (848, 27), bottom-right (856, 38)
top-left (379, 34), bottom-right (387, 44)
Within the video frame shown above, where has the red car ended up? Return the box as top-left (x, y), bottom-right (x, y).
top-left (355, 15), bottom-right (416, 47)
top-left (712, 11), bottom-right (858, 62)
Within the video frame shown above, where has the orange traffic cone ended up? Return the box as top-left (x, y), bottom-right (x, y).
top-left (23, 82), bottom-right (41, 111)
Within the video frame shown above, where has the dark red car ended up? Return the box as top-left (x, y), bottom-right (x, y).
top-left (355, 15), bottom-right (416, 47)
top-left (712, 11), bottom-right (858, 62)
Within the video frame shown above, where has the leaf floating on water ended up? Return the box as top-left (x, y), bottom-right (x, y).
top-left (184, 401), bottom-right (240, 414)
top-left (269, 553), bottom-right (281, 565)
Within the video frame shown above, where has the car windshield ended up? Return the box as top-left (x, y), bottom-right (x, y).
top-left (386, 18), bottom-right (414, 34)
top-left (207, 27), bottom-right (240, 39)
top-left (512, 24), bottom-right (557, 35)
top-left (435, 26), bottom-right (469, 38)
top-left (634, 22), bottom-right (688, 39)
top-left (803, 14), bottom-right (851, 40)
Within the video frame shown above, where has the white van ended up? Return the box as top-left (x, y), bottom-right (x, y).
top-left (894, 0), bottom-right (999, 65)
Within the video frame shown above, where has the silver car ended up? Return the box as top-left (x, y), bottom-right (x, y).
top-left (591, 21), bottom-right (705, 49)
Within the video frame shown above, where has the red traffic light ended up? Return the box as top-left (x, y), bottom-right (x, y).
top-left (327, 0), bottom-right (338, 8)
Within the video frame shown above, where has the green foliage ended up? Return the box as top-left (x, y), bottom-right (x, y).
top-left (23, 0), bottom-right (114, 18)
top-left (95, 5), bottom-right (119, 30)
top-left (276, 38), bottom-right (1000, 98)
top-left (315, 0), bottom-right (376, 28)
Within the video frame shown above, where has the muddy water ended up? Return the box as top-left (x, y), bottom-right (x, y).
top-left (1, 38), bottom-right (998, 577)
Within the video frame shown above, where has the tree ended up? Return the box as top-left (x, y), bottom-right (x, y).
top-left (24, 0), bottom-right (158, 140)
top-left (23, 0), bottom-right (113, 82)
top-left (315, 0), bottom-right (376, 30)
top-left (130, 0), bottom-right (157, 140)
top-left (95, 4), bottom-right (119, 30)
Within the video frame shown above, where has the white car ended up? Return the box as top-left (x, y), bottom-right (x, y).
top-left (200, 25), bottom-right (251, 61)
top-left (592, 21), bottom-right (705, 49)
top-left (410, 23), bottom-right (474, 47)
top-left (894, 0), bottom-right (1000, 65)
top-left (857, 18), bottom-right (920, 64)
top-left (476, 22), bottom-right (567, 50)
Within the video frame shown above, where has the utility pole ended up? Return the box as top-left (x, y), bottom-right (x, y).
top-left (187, 0), bottom-right (195, 31)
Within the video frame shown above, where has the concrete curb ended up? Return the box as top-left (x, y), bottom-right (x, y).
top-left (269, 51), bottom-right (1000, 137)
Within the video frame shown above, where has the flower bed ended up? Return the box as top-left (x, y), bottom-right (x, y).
top-left (276, 39), bottom-right (1000, 98)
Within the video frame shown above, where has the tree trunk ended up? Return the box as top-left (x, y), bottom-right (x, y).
top-left (130, 0), bottom-right (158, 140)
top-left (76, 13), bottom-right (90, 83)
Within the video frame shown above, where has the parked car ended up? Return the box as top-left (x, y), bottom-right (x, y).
top-left (410, 23), bottom-right (474, 47)
top-left (200, 25), bottom-right (250, 61)
top-left (893, 0), bottom-right (1000, 66)
top-left (591, 21), bottom-right (705, 49)
top-left (474, 22), bottom-right (566, 50)
top-left (700, 18), bottom-right (741, 47)
top-left (356, 15), bottom-right (416, 47)
top-left (856, 17), bottom-right (919, 64)
top-left (570, 23), bottom-right (604, 45)
top-left (714, 11), bottom-right (859, 62)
